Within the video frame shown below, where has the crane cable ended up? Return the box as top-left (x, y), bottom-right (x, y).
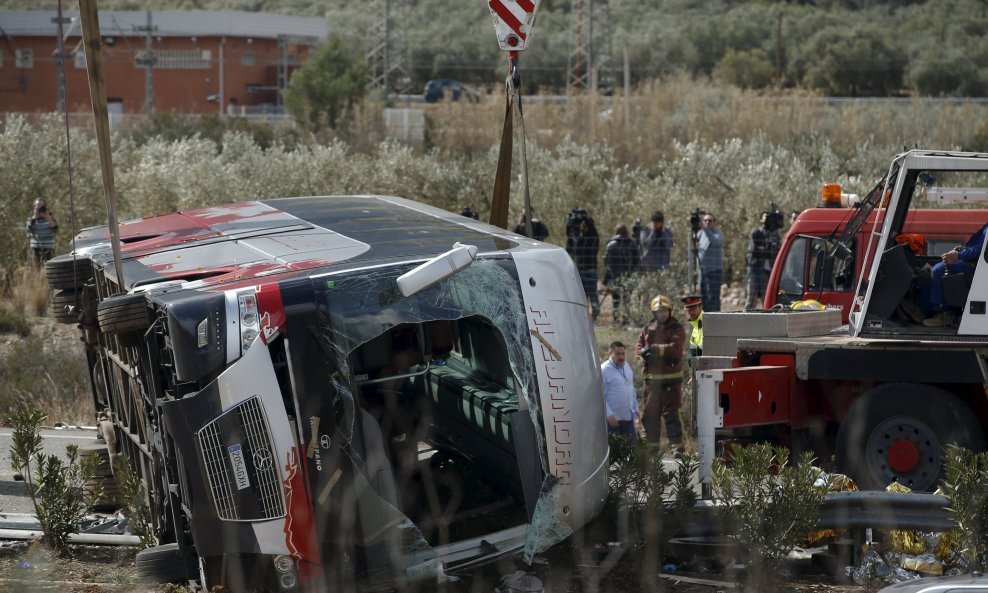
top-left (56, 0), bottom-right (79, 289)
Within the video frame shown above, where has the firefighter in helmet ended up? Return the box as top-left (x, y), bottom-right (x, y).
top-left (636, 294), bottom-right (687, 455)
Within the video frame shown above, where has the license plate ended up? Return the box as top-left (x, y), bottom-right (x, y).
top-left (228, 443), bottom-right (251, 490)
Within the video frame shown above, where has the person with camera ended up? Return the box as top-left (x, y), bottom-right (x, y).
top-left (513, 207), bottom-right (550, 241)
top-left (565, 208), bottom-right (601, 320)
top-left (694, 212), bottom-right (724, 312)
top-left (745, 208), bottom-right (783, 310)
top-left (637, 211), bottom-right (673, 272)
top-left (603, 224), bottom-right (641, 326)
top-left (636, 294), bottom-right (686, 456)
top-left (26, 198), bottom-right (58, 266)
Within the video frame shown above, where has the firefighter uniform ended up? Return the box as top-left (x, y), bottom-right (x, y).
top-left (636, 295), bottom-right (687, 448)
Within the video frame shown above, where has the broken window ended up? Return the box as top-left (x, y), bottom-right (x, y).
top-left (281, 257), bottom-right (570, 582)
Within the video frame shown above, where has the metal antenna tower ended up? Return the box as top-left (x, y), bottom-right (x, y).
top-left (366, 0), bottom-right (407, 93)
top-left (567, 0), bottom-right (591, 92)
top-left (594, 0), bottom-right (614, 92)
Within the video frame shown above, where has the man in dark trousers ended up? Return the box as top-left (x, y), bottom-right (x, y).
top-left (636, 294), bottom-right (686, 456)
top-left (565, 208), bottom-right (600, 320)
top-left (638, 210), bottom-right (674, 272)
top-left (26, 198), bottom-right (58, 265)
top-left (745, 210), bottom-right (782, 310)
top-left (603, 223), bottom-right (641, 326)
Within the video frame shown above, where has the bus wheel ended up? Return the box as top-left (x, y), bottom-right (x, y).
top-left (135, 543), bottom-right (190, 584)
top-left (836, 383), bottom-right (985, 491)
top-left (97, 293), bottom-right (149, 336)
top-left (45, 255), bottom-right (92, 290)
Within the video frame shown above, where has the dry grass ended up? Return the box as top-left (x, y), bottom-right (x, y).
top-left (6, 265), bottom-right (50, 317)
top-left (417, 76), bottom-right (988, 166)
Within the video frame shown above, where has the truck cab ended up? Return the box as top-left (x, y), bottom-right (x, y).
top-left (696, 151), bottom-right (988, 494)
top-left (767, 196), bottom-right (988, 323)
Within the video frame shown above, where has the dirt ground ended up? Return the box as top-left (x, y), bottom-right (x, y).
top-left (0, 539), bottom-right (871, 593)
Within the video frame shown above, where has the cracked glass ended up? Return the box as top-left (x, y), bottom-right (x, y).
top-left (294, 256), bottom-right (569, 579)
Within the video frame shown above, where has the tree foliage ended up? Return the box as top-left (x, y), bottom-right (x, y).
top-left (283, 36), bottom-right (368, 131)
top-left (5, 0), bottom-right (987, 96)
top-left (714, 48), bottom-right (775, 89)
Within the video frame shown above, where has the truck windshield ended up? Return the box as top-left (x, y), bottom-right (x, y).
top-left (285, 257), bottom-right (569, 581)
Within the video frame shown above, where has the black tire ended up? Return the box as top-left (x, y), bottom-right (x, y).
top-left (50, 289), bottom-right (80, 324)
top-left (78, 443), bottom-right (124, 510)
top-left (135, 543), bottom-right (190, 584)
top-left (97, 293), bottom-right (149, 336)
top-left (45, 254), bottom-right (93, 290)
top-left (836, 383), bottom-right (986, 491)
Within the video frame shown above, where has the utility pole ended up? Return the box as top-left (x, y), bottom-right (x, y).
top-left (277, 35), bottom-right (287, 107)
top-left (52, 12), bottom-right (72, 113)
top-left (134, 11), bottom-right (157, 114)
top-left (218, 37), bottom-right (225, 115)
top-left (775, 9), bottom-right (783, 88)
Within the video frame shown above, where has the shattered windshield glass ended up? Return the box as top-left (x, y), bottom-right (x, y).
top-left (291, 257), bottom-right (570, 581)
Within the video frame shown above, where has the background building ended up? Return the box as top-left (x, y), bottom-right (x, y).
top-left (0, 11), bottom-right (328, 115)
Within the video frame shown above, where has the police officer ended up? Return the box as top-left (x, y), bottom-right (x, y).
top-left (682, 294), bottom-right (703, 357)
top-left (636, 294), bottom-right (686, 455)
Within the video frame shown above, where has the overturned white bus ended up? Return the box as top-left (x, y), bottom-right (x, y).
top-left (48, 196), bottom-right (609, 591)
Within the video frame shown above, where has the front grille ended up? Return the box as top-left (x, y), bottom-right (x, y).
top-left (199, 422), bottom-right (239, 520)
top-left (197, 396), bottom-right (286, 521)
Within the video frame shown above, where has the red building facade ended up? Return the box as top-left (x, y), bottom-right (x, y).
top-left (0, 11), bottom-right (328, 114)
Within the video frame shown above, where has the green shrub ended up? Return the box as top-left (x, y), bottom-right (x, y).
top-left (941, 445), bottom-right (988, 570)
top-left (714, 48), bottom-right (776, 90)
top-left (602, 435), bottom-right (699, 581)
top-left (712, 443), bottom-right (824, 585)
top-left (8, 409), bottom-right (102, 554)
top-left (114, 454), bottom-right (154, 549)
top-left (0, 306), bottom-right (30, 336)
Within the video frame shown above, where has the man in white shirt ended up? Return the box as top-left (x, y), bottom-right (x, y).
top-left (600, 341), bottom-right (639, 441)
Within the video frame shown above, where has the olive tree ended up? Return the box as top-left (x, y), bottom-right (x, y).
top-left (283, 36), bottom-right (368, 131)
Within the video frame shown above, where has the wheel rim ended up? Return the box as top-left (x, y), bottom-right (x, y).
top-left (865, 416), bottom-right (942, 491)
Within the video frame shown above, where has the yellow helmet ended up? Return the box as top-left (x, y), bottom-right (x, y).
top-left (650, 294), bottom-right (673, 311)
top-left (791, 299), bottom-right (825, 311)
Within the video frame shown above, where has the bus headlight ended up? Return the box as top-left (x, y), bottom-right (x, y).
top-left (238, 292), bottom-right (260, 353)
top-left (272, 555), bottom-right (298, 591)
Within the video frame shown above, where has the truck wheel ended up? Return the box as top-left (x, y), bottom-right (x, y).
top-left (97, 293), bottom-right (149, 336)
top-left (45, 254), bottom-right (92, 290)
top-left (135, 543), bottom-right (189, 584)
top-left (50, 289), bottom-right (80, 324)
top-left (836, 383), bottom-right (985, 491)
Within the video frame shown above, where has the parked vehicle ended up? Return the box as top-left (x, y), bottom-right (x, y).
top-left (697, 151), bottom-right (988, 493)
top-left (876, 573), bottom-right (988, 593)
top-left (767, 193), bottom-right (988, 322)
top-left (423, 79), bottom-right (480, 103)
top-left (48, 196), bottom-right (608, 591)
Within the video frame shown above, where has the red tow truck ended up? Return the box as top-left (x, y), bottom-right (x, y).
top-left (697, 150), bottom-right (988, 492)
top-left (766, 196), bottom-right (988, 322)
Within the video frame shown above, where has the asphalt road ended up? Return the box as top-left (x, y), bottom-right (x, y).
top-left (0, 427), bottom-right (97, 515)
